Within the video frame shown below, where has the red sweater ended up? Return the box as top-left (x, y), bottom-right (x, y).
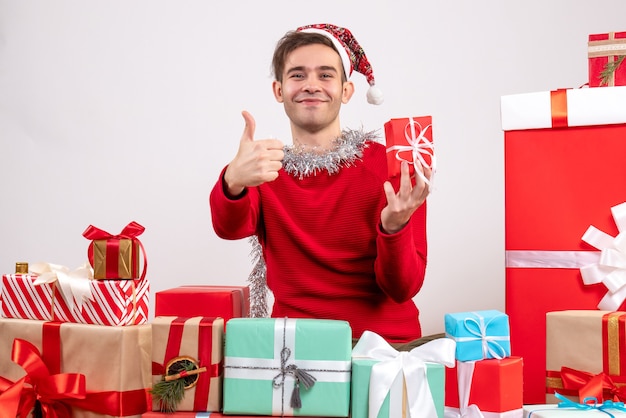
top-left (209, 140), bottom-right (427, 343)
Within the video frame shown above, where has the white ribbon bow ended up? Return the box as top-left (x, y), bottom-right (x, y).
top-left (386, 118), bottom-right (436, 187)
top-left (30, 261), bottom-right (95, 311)
top-left (443, 361), bottom-right (485, 418)
top-left (352, 330), bottom-right (455, 418)
top-left (580, 202), bottom-right (626, 310)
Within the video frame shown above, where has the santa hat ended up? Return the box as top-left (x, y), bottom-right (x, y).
top-left (297, 23), bottom-right (384, 105)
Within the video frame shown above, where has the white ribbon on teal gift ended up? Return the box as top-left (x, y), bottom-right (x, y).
top-left (450, 312), bottom-right (509, 360)
top-left (579, 202), bottom-right (626, 311)
top-left (385, 117), bottom-right (436, 187)
top-left (29, 261), bottom-right (95, 312)
top-left (224, 318), bottom-right (351, 416)
top-left (352, 330), bottom-right (455, 418)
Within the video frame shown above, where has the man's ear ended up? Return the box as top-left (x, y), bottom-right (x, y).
top-left (272, 80), bottom-right (284, 103)
top-left (342, 80), bottom-right (355, 104)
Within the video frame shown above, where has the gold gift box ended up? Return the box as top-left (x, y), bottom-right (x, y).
top-left (93, 238), bottom-right (140, 280)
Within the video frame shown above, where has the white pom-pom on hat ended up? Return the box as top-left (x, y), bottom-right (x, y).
top-left (297, 23), bottom-right (384, 105)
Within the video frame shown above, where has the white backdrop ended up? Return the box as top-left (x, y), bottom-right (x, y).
top-left (1, 0), bottom-right (625, 335)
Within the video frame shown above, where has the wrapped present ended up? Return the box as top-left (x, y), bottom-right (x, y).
top-left (1, 262), bottom-right (149, 325)
top-left (523, 394), bottom-right (626, 417)
top-left (155, 285), bottom-right (249, 323)
top-left (545, 310), bottom-right (626, 403)
top-left (223, 317), bottom-right (352, 416)
top-left (445, 357), bottom-right (523, 417)
top-left (588, 31), bottom-right (626, 87)
top-left (501, 87), bottom-right (626, 403)
top-left (83, 221), bottom-right (147, 280)
top-left (351, 330), bottom-right (454, 418)
top-left (151, 317), bottom-right (224, 412)
top-left (444, 310), bottom-right (511, 361)
top-left (0, 317), bottom-right (151, 417)
top-left (500, 87), bottom-right (626, 131)
top-left (384, 116), bottom-right (435, 183)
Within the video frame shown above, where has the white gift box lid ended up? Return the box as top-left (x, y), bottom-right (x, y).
top-left (501, 86), bottom-right (626, 131)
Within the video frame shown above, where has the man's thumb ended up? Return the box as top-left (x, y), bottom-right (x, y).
top-left (241, 110), bottom-right (256, 142)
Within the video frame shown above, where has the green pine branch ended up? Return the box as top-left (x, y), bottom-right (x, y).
top-left (150, 359), bottom-right (197, 413)
top-left (600, 55), bottom-right (625, 86)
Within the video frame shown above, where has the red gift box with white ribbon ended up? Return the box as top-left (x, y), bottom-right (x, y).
top-left (588, 31), bottom-right (626, 87)
top-left (501, 86), bottom-right (626, 404)
top-left (384, 116), bottom-right (435, 184)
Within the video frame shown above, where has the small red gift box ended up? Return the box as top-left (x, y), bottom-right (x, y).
top-left (155, 285), bottom-right (250, 323)
top-left (384, 116), bottom-right (434, 179)
top-left (83, 221), bottom-right (147, 280)
top-left (501, 87), bottom-right (626, 404)
top-left (151, 316), bottom-right (224, 412)
top-left (588, 31), bottom-right (626, 87)
top-left (445, 357), bottom-right (523, 414)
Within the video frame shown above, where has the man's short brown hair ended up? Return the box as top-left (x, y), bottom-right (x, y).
top-left (271, 31), bottom-right (346, 83)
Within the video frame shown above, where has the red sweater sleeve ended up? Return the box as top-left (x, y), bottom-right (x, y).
top-left (209, 166), bottom-right (260, 240)
top-left (374, 198), bottom-right (427, 303)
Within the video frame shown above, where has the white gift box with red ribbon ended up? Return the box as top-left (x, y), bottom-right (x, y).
top-left (500, 86), bottom-right (626, 131)
top-left (0, 262), bottom-right (149, 326)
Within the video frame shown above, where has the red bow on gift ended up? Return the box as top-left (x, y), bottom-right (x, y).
top-left (0, 338), bottom-right (151, 417)
top-left (0, 339), bottom-right (86, 418)
top-left (561, 366), bottom-right (626, 403)
top-left (82, 221), bottom-right (148, 280)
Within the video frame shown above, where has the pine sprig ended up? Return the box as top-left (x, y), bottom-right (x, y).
top-left (600, 55), bottom-right (625, 86)
top-left (151, 378), bottom-right (187, 413)
top-left (150, 359), bottom-right (198, 413)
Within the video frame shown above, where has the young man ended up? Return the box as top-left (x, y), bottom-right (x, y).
top-left (209, 23), bottom-right (431, 343)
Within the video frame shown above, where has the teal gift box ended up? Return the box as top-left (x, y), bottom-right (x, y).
top-left (222, 317), bottom-right (352, 416)
top-left (444, 310), bottom-right (511, 361)
top-left (351, 331), bottom-right (455, 418)
top-left (351, 358), bottom-right (445, 418)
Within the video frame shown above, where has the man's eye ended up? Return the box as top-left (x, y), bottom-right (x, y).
top-left (291, 73), bottom-right (304, 79)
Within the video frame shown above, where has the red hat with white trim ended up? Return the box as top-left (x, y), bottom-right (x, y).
top-left (297, 23), bottom-right (384, 105)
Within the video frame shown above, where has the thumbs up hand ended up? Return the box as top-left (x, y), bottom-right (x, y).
top-left (223, 111), bottom-right (285, 196)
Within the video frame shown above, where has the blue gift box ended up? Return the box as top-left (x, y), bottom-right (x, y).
top-left (444, 310), bottom-right (511, 361)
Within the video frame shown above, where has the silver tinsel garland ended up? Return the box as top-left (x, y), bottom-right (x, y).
top-left (247, 128), bottom-right (378, 317)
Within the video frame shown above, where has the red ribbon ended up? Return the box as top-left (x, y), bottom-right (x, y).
top-left (1, 338), bottom-right (87, 418)
top-left (550, 89), bottom-right (569, 128)
top-left (82, 221), bottom-right (148, 280)
top-left (561, 366), bottom-right (626, 403)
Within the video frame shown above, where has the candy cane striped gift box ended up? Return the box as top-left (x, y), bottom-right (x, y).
top-left (0, 273), bottom-right (149, 326)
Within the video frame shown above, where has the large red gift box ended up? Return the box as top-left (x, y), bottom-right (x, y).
top-left (1, 272), bottom-right (149, 325)
top-left (501, 86), bottom-right (626, 403)
top-left (445, 357), bottom-right (523, 415)
top-left (588, 31), bottom-right (626, 87)
top-left (155, 285), bottom-right (249, 322)
top-left (151, 317), bottom-right (224, 412)
top-left (0, 318), bottom-right (152, 417)
top-left (384, 116), bottom-right (434, 179)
